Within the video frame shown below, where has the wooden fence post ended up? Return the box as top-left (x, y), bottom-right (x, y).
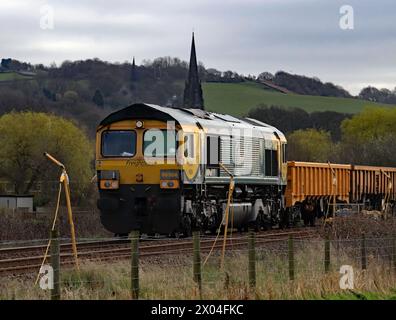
top-left (392, 233), bottom-right (396, 273)
top-left (324, 234), bottom-right (330, 273)
top-left (288, 235), bottom-right (295, 280)
top-left (248, 230), bottom-right (256, 289)
top-left (192, 231), bottom-right (202, 296)
top-left (361, 232), bottom-right (367, 270)
top-left (130, 230), bottom-right (139, 300)
top-left (50, 229), bottom-right (60, 300)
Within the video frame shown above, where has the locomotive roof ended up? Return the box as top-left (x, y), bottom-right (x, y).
top-left (99, 103), bottom-right (286, 141)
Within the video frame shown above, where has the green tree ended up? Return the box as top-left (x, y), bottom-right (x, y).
top-left (0, 112), bottom-right (93, 199)
top-left (287, 129), bottom-right (334, 162)
top-left (63, 90), bottom-right (79, 104)
top-left (339, 107), bottom-right (396, 166)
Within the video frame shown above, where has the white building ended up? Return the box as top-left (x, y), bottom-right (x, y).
top-left (0, 195), bottom-right (34, 212)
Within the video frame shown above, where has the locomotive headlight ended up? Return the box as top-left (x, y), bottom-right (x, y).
top-left (100, 179), bottom-right (119, 189)
top-left (99, 170), bottom-right (120, 190)
top-left (160, 170), bottom-right (179, 189)
top-left (160, 180), bottom-right (179, 189)
top-left (136, 120), bottom-right (144, 128)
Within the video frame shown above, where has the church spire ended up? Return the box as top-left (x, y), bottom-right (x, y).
top-left (131, 56), bottom-right (137, 82)
top-left (183, 32), bottom-right (204, 109)
top-left (130, 56), bottom-right (139, 103)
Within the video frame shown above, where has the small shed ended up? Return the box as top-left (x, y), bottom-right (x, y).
top-left (0, 195), bottom-right (34, 212)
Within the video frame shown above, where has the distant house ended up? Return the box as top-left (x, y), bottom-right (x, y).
top-left (0, 195), bottom-right (34, 212)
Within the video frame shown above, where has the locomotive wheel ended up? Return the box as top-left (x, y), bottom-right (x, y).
top-left (209, 225), bottom-right (219, 235)
top-left (252, 213), bottom-right (264, 232)
top-left (115, 233), bottom-right (129, 238)
top-left (279, 209), bottom-right (289, 229)
top-left (171, 232), bottom-right (182, 238)
top-left (181, 215), bottom-right (192, 237)
top-left (255, 221), bottom-right (262, 232)
top-left (262, 220), bottom-right (271, 231)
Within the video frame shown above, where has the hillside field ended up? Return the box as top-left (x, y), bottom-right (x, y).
top-left (0, 72), bottom-right (33, 82)
top-left (203, 82), bottom-right (395, 116)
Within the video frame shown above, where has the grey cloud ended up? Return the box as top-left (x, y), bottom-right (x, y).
top-left (0, 0), bottom-right (395, 95)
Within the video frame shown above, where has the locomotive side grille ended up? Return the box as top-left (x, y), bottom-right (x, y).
top-left (251, 138), bottom-right (261, 176)
top-left (219, 136), bottom-right (261, 177)
top-left (234, 136), bottom-right (252, 176)
top-left (220, 136), bottom-right (234, 176)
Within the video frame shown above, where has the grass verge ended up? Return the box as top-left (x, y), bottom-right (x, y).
top-left (1, 237), bottom-right (395, 300)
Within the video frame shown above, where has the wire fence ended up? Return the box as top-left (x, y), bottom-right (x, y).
top-left (1, 230), bottom-right (396, 300)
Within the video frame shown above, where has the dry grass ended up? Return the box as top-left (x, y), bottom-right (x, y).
top-left (324, 215), bottom-right (396, 239)
top-left (0, 208), bottom-right (111, 241)
top-left (1, 238), bottom-right (396, 300)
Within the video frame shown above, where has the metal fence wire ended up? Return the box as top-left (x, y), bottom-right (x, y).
top-left (1, 230), bottom-right (396, 300)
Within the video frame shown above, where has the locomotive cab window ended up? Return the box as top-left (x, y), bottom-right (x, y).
top-left (282, 144), bottom-right (287, 163)
top-left (206, 135), bottom-right (220, 167)
top-left (265, 149), bottom-right (279, 176)
top-left (144, 129), bottom-right (176, 157)
top-left (101, 130), bottom-right (136, 157)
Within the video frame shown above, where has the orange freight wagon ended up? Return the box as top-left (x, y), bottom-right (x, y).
top-left (285, 161), bottom-right (351, 208)
top-left (350, 165), bottom-right (396, 206)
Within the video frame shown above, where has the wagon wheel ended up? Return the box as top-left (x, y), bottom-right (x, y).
top-left (309, 213), bottom-right (316, 227)
top-left (278, 207), bottom-right (290, 229)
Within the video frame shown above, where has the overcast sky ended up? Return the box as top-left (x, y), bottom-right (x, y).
top-left (1, 0), bottom-right (395, 95)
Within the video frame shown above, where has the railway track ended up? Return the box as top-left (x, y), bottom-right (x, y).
top-left (0, 238), bottom-right (131, 260)
top-left (0, 228), bottom-right (318, 275)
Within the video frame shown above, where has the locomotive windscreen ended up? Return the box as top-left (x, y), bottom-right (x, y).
top-left (143, 129), bottom-right (177, 157)
top-left (101, 130), bottom-right (136, 157)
